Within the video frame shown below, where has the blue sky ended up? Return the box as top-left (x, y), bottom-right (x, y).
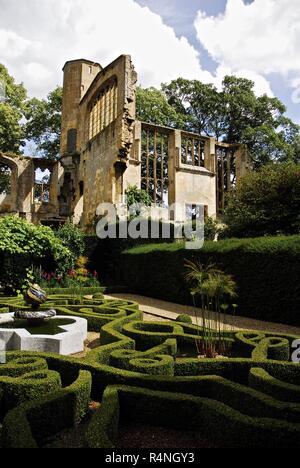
top-left (136, 0), bottom-right (299, 124)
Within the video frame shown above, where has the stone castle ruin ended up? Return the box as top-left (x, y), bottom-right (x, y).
top-left (0, 55), bottom-right (250, 228)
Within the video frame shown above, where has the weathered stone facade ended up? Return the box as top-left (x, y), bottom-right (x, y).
top-left (0, 153), bottom-right (62, 225)
top-left (0, 54), bottom-right (251, 228)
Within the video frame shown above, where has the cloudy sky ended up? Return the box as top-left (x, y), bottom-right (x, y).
top-left (0, 0), bottom-right (299, 123)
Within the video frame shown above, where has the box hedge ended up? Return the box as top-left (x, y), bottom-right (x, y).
top-left (86, 385), bottom-right (300, 448)
top-left (119, 236), bottom-right (300, 325)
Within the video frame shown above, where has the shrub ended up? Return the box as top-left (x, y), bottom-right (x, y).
top-left (56, 219), bottom-right (85, 262)
top-left (119, 236), bottom-right (300, 325)
top-left (86, 384), bottom-right (300, 449)
top-left (223, 163), bottom-right (300, 237)
top-left (176, 314), bottom-right (193, 324)
top-left (1, 370), bottom-right (92, 448)
top-left (0, 216), bottom-right (73, 292)
top-left (0, 292), bottom-right (300, 448)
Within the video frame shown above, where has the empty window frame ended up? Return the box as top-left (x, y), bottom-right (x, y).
top-left (34, 169), bottom-right (51, 203)
top-left (141, 127), bottom-right (169, 206)
top-left (0, 163), bottom-right (12, 194)
top-left (216, 146), bottom-right (237, 214)
top-left (181, 134), bottom-right (205, 167)
top-left (89, 80), bottom-right (118, 140)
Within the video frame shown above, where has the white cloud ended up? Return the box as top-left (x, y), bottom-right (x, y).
top-left (214, 66), bottom-right (273, 97)
top-left (195, 0), bottom-right (300, 96)
top-left (0, 0), bottom-right (214, 98)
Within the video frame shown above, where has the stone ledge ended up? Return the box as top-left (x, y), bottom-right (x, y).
top-left (0, 314), bottom-right (88, 355)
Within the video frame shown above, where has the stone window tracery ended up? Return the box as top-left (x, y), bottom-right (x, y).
top-left (181, 134), bottom-right (205, 167)
top-left (141, 126), bottom-right (169, 207)
top-left (89, 80), bottom-right (118, 140)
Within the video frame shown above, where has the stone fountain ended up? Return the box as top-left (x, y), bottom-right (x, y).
top-left (14, 284), bottom-right (56, 323)
top-left (0, 284), bottom-right (88, 355)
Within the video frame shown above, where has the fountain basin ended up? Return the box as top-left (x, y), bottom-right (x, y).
top-left (0, 313), bottom-right (88, 355)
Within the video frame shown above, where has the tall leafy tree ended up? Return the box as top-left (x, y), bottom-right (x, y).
top-left (160, 76), bottom-right (300, 167)
top-left (0, 64), bottom-right (27, 153)
top-left (26, 87), bottom-right (62, 160)
top-left (162, 79), bottom-right (227, 139)
top-left (136, 86), bottom-right (185, 129)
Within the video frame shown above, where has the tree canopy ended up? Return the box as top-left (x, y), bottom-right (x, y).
top-left (0, 64), bottom-right (27, 153)
top-left (1, 62), bottom-right (299, 168)
top-left (25, 87), bottom-right (62, 160)
top-left (139, 76), bottom-right (300, 167)
top-left (223, 162), bottom-right (300, 237)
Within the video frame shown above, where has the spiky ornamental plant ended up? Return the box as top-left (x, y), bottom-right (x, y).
top-left (185, 260), bottom-right (237, 358)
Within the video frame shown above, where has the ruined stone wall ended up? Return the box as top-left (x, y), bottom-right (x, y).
top-left (59, 54), bottom-right (250, 229)
top-left (75, 55), bottom-right (137, 227)
top-left (0, 153), bottom-right (61, 224)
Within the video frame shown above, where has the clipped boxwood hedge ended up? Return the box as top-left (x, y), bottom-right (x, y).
top-left (119, 236), bottom-right (300, 325)
top-left (1, 292), bottom-right (300, 448)
top-left (1, 370), bottom-right (92, 448)
top-left (86, 384), bottom-right (300, 449)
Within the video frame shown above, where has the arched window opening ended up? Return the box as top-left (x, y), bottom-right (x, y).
top-left (0, 163), bottom-right (12, 195)
top-left (34, 168), bottom-right (51, 203)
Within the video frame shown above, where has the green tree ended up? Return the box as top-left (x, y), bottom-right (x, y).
top-left (223, 163), bottom-right (300, 237)
top-left (161, 76), bottom-right (300, 167)
top-left (25, 87), bottom-right (62, 160)
top-left (0, 64), bottom-right (27, 153)
top-left (0, 163), bottom-right (11, 193)
top-left (162, 78), bottom-right (226, 138)
top-left (136, 86), bottom-right (185, 128)
top-left (56, 219), bottom-right (85, 261)
top-left (125, 185), bottom-right (152, 208)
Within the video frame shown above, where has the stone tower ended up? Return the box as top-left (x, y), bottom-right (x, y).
top-left (61, 59), bottom-right (102, 156)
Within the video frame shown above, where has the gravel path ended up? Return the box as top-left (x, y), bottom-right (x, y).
top-left (105, 293), bottom-right (300, 336)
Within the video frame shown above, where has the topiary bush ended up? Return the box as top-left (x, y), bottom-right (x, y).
top-left (176, 314), bottom-right (193, 324)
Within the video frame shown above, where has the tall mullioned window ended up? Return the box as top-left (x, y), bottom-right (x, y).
top-left (181, 134), bottom-right (205, 167)
top-left (89, 80), bottom-right (118, 140)
top-left (141, 125), bottom-right (169, 207)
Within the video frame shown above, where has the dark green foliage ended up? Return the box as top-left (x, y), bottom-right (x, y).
top-left (120, 236), bottom-right (300, 325)
top-left (0, 64), bottom-right (27, 153)
top-left (224, 163), bottom-right (300, 237)
top-left (160, 76), bottom-right (300, 166)
top-left (86, 385), bottom-right (300, 449)
top-left (0, 292), bottom-right (300, 448)
top-left (136, 86), bottom-right (185, 129)
top-left (176, 314), bottom-right (193, 324)
top-left (1, 370), bottom-right (92, 448)
top-left (56, 219), bottom-right (85, 262)
top-left (0, 216), bottom-right (73, 292)
top-left (249, 368), bottom-right (300, 403)
top-left (85, 221), bottom-right (175, 284)
top-left (0, 357), bottom-right (61, 414)
top-left (86, 386), bottom-right (119, 448)
top-left (125, 185), bottom-right (152, 210)
top-left (25, 87), bottom-right (62, 160)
